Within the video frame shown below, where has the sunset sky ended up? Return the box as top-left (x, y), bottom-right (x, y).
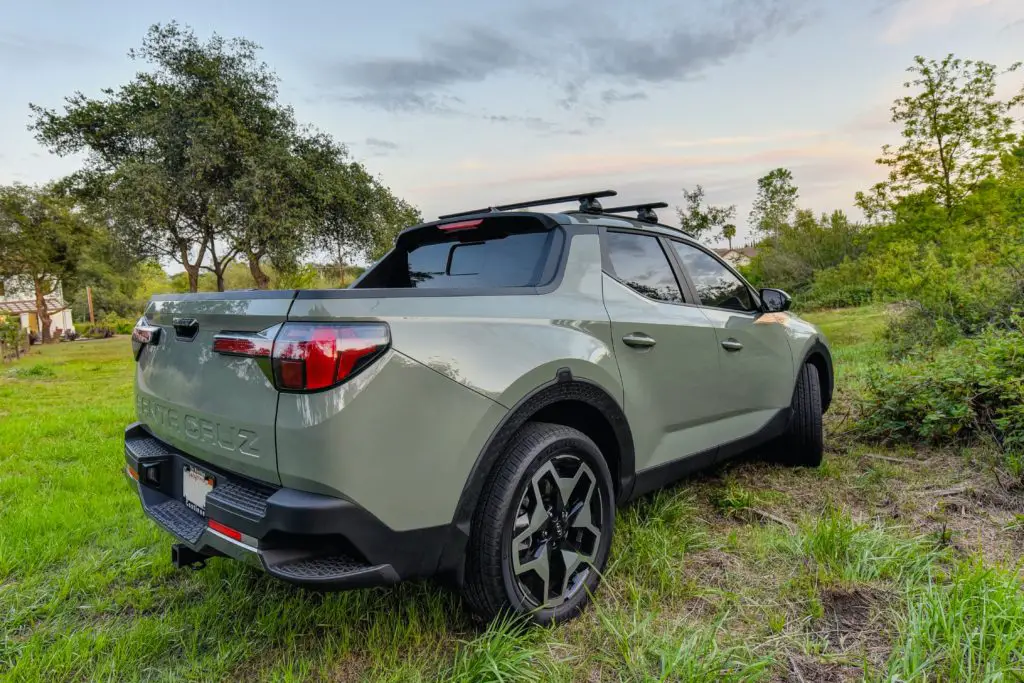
top-left (2, 0), bottom-right (1023, 245)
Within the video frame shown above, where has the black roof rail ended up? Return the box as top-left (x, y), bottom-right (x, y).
top-left (438, 190), bottom-right (617, 219)
top-left (602, 202), bottom-right (669, 224)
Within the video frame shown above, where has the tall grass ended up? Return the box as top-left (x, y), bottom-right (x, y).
top-left (886, 561), bottom-right (1024, 681)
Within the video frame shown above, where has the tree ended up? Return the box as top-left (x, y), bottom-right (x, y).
top-left (31, 22), bottom-right (292, 292)
top-left (722, 223), bottom-right (737, 249)
top-left (0, 185), bottom-right (93, 342)
top-left (749, 168), bottom-right (798, 239)
top-left (676, 185), bottom-right (736, 244)
top-left (299, 133), bottom-right (422, 278)
top-left (858, 55), bottom-right (1024, 221)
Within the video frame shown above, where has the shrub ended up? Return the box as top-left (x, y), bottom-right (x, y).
top-left (7, 363), bottom-right (56, 378)
top-left (81, 325), bottom-right (114, 339)
top-left (857, 318), bottom-right (1024, 473)
top-left (100, 313), bottom-right (138, 335)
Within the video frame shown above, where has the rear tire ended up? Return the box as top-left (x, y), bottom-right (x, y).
top-left (462, 422), bottom-right (615, 625)
top-left (776, 362), bottom-right (824, 467)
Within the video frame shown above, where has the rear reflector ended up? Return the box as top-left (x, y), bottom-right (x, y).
top-left (208, 519), bottom-right (242, 541)
top-left (212, 334), bottom-right (273, 358)
top-left (438, 219), bottom-right (482, 232)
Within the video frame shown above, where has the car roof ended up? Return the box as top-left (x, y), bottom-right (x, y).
top-left (407, 209), bottom-right (696, 243)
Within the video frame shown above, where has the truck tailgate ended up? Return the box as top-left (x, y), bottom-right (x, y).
top-left (134, 293), bottom-right (295, 485)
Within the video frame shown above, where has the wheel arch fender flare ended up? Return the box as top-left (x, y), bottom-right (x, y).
top-left (452, 375), bottom-right (635, 533)
top-left (800, 339), bottom-right (834, 413)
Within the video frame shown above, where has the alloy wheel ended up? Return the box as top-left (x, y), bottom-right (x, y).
top-left (510, 453), bottom-right (603, 608)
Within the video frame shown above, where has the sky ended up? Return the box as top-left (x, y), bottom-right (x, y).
top-left (2, 0), bottom-right (1023, 247)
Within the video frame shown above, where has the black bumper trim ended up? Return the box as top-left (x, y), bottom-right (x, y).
top-left (124, 423), bottom-right (455, 586)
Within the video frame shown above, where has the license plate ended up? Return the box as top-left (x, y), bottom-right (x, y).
top-left (183, 465), bottom-right (215, 516)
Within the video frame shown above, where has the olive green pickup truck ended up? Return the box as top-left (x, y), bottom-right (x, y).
top-left (125, 190), bottom-right (832, 624)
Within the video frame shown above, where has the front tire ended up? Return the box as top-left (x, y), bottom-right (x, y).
top-left (462, 422), bottom-right (615, 624)
top-left (777, 362), bottom-right (824, 467)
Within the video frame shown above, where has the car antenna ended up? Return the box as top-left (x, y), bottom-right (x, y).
top-left (438, 190), bottom-right (617, 219)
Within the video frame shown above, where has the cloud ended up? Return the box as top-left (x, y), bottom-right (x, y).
top-left (664, 130), bottom-right (826, 148)
top-left (325, 0), bottom-right (812, 113)
top-left (0, 32), bottom-right (105, 64)
top-left (482, 114), bottom-right (557, 131)
top-left (600, 89), bottom-right (648, 104)
top-left (333, 91), bottom-right (461, 114)
top-left (338, 29), bottom-right (529, 92)
top-left (364, 137), bottom-right (399, 151)
top-left (881, 0), bottom-right (1001, 43)
top-left (409, 140), bottom-right (876, 194)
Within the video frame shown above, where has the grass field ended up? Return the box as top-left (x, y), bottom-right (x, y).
top-left (2, 306), bottom-right (1023, 681)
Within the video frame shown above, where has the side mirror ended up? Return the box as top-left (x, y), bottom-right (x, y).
top-left (760, 288), bottom-right (792, 313)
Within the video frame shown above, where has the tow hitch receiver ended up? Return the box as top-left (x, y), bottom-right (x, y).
top-left (171, 543), bottom-right (208, 570)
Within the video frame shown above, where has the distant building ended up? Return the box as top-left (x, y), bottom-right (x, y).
top-left (0, 277), bottom-right (75, 338)
top-left (712, 247), bottom-right (759, 268)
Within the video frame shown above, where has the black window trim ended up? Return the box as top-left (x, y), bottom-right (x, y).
top-left (599, 227), bottom-right (698, 306)
top-left (663, 237), bottom-right (763, 315)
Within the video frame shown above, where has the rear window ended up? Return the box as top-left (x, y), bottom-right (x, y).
top-left (357, 223), bottom-right (563, 289)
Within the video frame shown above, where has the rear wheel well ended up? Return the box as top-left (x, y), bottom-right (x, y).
top-left (530, 400), bottom-right (621, 493)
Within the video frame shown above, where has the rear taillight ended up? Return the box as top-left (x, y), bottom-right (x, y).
top-left (213, 323), bottom-right (389, 392)
top-left (272, 323), bottom-right (389, 391)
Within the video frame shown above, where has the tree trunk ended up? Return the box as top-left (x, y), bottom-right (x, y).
top-left (248, 252), bottom-right (270, 289)
top-left (34, 278), bottom-right (52, 343)
top-left (179, 241), bottom-right (207, 293)
top-left (215, 268), bottom-right (226, 293)
top-left (184, 264), bottom-right (201, 293)
top-left (727, 236), bottom-right (733, 249)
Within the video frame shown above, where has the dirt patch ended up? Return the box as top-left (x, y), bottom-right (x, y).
top-left (820, 587), bottom-right (874, 649)
top-left (782, 654), bottom-right (863, 683)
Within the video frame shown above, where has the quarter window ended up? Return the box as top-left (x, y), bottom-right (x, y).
top-left (669, 242), bottom-right (756, 312)
top-left (605, 232), bottom-right (683, 304)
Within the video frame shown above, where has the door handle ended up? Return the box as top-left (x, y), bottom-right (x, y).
top-left (622, 333), bottom-right (657, 349)
top-left (720, 338), bottom-right (743, 352)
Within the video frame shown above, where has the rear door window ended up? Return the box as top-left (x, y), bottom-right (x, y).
top-left (604, 231), bottom-right (684, 304)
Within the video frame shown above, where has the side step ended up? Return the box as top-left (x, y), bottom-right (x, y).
top-left (262, 552), bottom-right (400, 590)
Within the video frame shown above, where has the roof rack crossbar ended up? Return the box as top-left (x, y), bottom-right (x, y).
top-left (438, 190), bottom-right (617, 219)
top-left (602, 202), bottom-right (669, 214)
top-left (602, 201), bottom-right (670, 225)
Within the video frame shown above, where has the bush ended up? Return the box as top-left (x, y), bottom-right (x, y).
top-left (101, 313), bottom-right (138, 335)
top-left (7, 363), bottom-right (56, 379)
top-left (81, 325), bottom-right (114, 339)
top-left (1, 319), bottom-right (30, 361)
top-left (857, 318), bottom-right (1024, 473)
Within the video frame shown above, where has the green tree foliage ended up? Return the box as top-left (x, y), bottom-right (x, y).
top-left (31, 22), bottom-right (419, 293)
top-left (31, 22), bottom-right (288, 291)
top-left (801, 56), bottom-right (1024, 345)
top-left (0, 184), bottom-right (94, 342)
top-left (744, 209), bottom-right (865, 298)
top-left (676, 185), bottom-right (736, 244)
top-left (749, 168), bottom-right (798, 239)
top-left (721, 223), bottom-right (736, 249)
top-left (856, 55), bottom-right (1024, 222)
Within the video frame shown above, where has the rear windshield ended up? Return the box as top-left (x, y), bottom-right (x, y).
top-left (356, 222), bottom-right (563, 289)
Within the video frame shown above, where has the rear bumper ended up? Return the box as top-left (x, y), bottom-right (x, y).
top-left (124, 423), bottom-right (460, 589)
